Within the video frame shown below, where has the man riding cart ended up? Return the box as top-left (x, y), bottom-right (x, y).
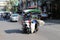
top-left (21, 9), bottom-right (45, 34)
top-left (22, 13), bottom-right (39, 34)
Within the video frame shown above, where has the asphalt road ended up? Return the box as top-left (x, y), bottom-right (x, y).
top-left (0, 17), bottom-right (60, 40)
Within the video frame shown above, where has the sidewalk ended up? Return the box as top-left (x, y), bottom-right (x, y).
top-left (45, 19), bottom-right (60, 24)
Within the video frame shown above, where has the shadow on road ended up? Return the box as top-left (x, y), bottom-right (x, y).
top-left (5, 29), bottom-right (29, 34)
top-left (0, 18), bottom-right (9, 22)
top-left (0, 18), bottom-right (4, 21)
top-left (5, 29), bottom-right (23, 34)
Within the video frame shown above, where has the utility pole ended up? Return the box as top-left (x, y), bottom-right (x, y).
top-left (36, 0), bottom-right (38, 9)
top-left (26, 0), bottom-right (28, 8)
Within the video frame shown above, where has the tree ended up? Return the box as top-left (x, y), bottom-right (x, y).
top-left (6, 0), bottom-right (19, 12)
top-left (33, 0), bottom-right (37, 5)
top-left (5, 1), bottom-right (12, 11)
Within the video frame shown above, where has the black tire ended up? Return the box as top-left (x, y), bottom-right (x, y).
top-left (35, 24), bottom-right (39, 32)
top-left (27, 28), bottom-right (31, 34)
top-left (10, 20), bottom-right (12, 22)
top-left (22, 25), bottom-right (27, 33)
top-left (23, 29), bottom-right (27, 33)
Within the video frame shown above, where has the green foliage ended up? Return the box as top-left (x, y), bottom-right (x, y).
top-left (6, 0), bottom-right (19, 12)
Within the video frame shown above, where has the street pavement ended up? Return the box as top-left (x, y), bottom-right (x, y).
top-left (0, 17), bottom-right (60, 40)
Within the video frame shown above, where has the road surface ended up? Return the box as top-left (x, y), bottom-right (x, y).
top-left (0, 17), bottom-right (60, 40)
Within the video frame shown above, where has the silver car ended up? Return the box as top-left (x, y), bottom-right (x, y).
top-left (10, 14), bottom-right (19, 22)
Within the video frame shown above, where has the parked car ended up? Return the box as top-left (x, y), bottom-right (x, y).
top-left (22, 13), bottom-right (39, 34)
top-left (40, 13), bottom-right (48, 19)
top-left (10, 14), bottom-right (19, 22)
top-left (2, 11), bottom-right (12, 19)
top-left (0, 11), bottom-right (5, 16)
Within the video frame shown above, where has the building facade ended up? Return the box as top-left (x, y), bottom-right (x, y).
top-left (0, 0), bottom-right (7, 11)
top-left (0, 0), bottom-right (10, 11)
